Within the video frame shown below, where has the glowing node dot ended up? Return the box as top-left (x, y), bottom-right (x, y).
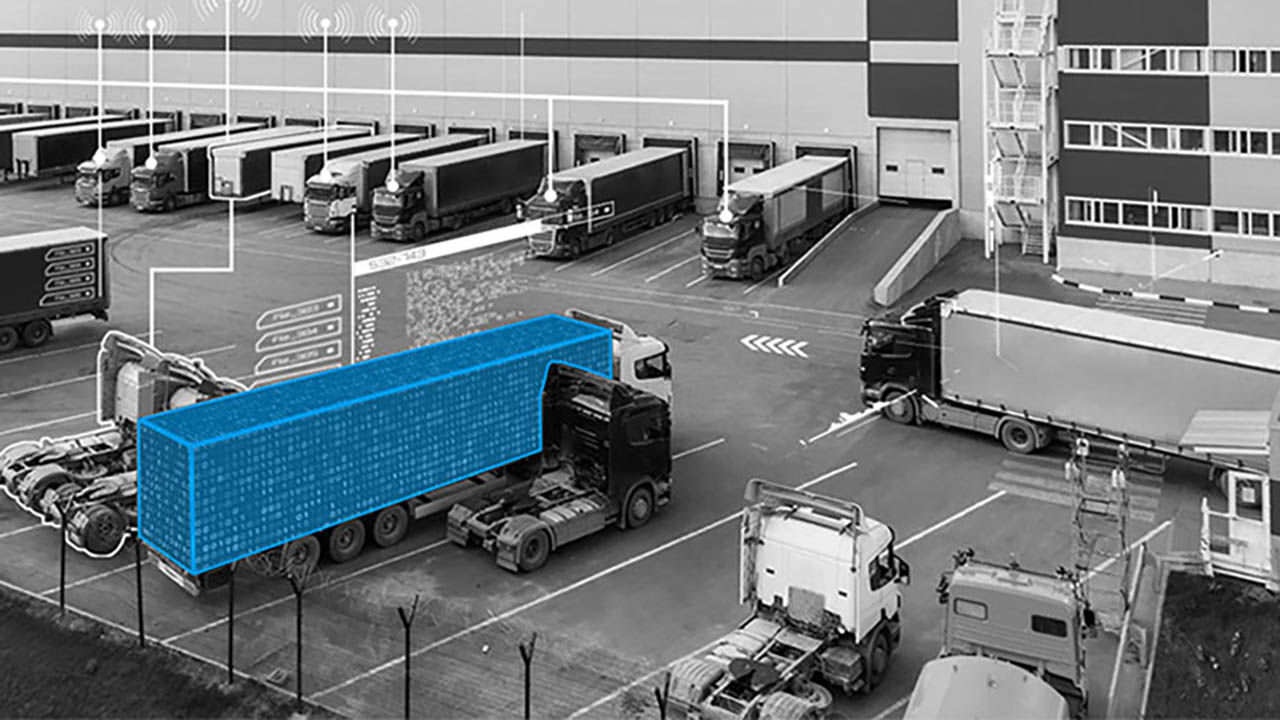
top-left (320, 17), bottom-right (331, 30)
top-left (94, 18), bottom-right (106, 31)
top-left (387, 17), bottom-right (399, 30)
top-left (146, 19), bottom-right (157, 31)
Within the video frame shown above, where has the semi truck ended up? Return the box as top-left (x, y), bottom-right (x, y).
top-left (131, 126), bottom-right (314, 212)
top-left (0, 115), bottom-right (124, 175)
top-left (701, 155), bottom-right (852, 281)
top-left (523, 146), bottom-right (693, 260)
top-left (269, 132), bottom-right (401, 204)
top-left (74, 123), bottom-right (260, 207)
top-left (12, 118), bottom-right (171, 178)
top-left (666, 479), bottom-right (911, 718)
top-left (136, 314), bottom-right (672, 595)
top-left (302, 133), bottom-right (487, 233)
top-left (0, 332), bottom-right (244, 557)
top-left (904, 549), bottom-right (1090, 719)
top-left (566, 308), bottom-right (672, 405)
top-left (0, 227), bottom-right (109, 354)
top-left (370, 139), bottom-right (546, 242)
top-left (210, 127), bottom-right (367, 200)
top-left (861, 289), bottom-right (1280, 501)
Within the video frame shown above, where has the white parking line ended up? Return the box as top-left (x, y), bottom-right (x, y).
top-left (742, 269), bottom-right (784, 295)
top-left (166, 437), bottom-right (729, 645)
top-left (566, 488), bottom-right (1010, 718)
top-left (312, 459), bottom-right (861, 700)
top-left (0, 344), bottom-right (237, 401)
top-left (40, 564), bottom-right (132, 595)
top-left (590, 230), bottom-right (695, 278)
top-left (645, 255), bottom-right (699, 283)
top-left (0, 524), bottom-right (41, 540)
top-left (0, 412), bottom-right (96, 439)
top-left (685, 274), bottom-right (708, 288)
top-left (0, 331), bottom-right (165, 367)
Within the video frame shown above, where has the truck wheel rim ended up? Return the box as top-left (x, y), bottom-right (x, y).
top-left (630, 493), bottom-right (651, 522)
top-left (524, 536), bottom-right (544, 560)
top-left (0, 328), bottom-right (16, 351)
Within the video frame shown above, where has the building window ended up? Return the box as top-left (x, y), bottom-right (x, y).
top-left (1149, 49), bottom-right (1168, 71)
top-left (1102, 202), bottom-right (1120, 225)
top-left (1182, 208), bottom-right (1208, 232)
top-left (931, 167), bottom-right (945, 175)
top-left (1273, 132), bottom-right (1280, 155)
top-left (1069, 48), bottom-right (1091, 70)
top-left (1150, 127), bottom-right (1170, 150)
top-left (1178, 49), bottom-right (1203, 72)
top-left (1213, 130), bottom-right (1235, 153)
top-left (885, 164), bottom-right (899, 172)
top-left (1152, 205), bottom-right (1172, 228)
top-left (1212, 50), bottom-right (1237, 73)
top-left (1067, 199), bottom-right (1087, 222)
top-left (1066, 123), bottom-right (1092, 147)
top-left (1251, 213), bottom-right (1271, 236)
top-left (1119, 48), bottom-right (1146, 71)
top-left (1121, 126), bottom-right (1148, 148)
top-left (1180, 128), bottom-right (1205, 151)
top-left (1215, 210), bottom-right (1241, 234)
top-left (1247, 50), bottom-right (1269, 73)
top-left (1101, 125), bottom-right (1119, 148)
top-left (1122, 203), bottom-right (1149, 227)
top-left (1250, 131), bottom-right (1270, 154)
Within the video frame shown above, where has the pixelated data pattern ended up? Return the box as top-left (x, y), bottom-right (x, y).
top-left (138, 315), bottom-right (612, 574)
top-left (135, 423), bottom-right (192, 565)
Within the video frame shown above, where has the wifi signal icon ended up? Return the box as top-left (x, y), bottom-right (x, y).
top-left (194, 0), bottom-right (262, 23)
top-left (152, 7), bottom-right (179, 44)
top-left (73, 9), bottom-right (99, 42)
top-left (299, 2), bottom-right (354, 44)
top-left (192, 0), bottom-right (219, 23)
top-left (362, 3), bottom-right (421, 44)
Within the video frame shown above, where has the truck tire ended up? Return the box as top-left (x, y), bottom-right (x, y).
top-left (603, 229), bottom-right (617, 247)
top-left (999, 418), bottom-right (1038, 455)
top-left (750, 257), bottom-right (765, 281)
top-left (515, 528), bottom-right (551, 572)
top-left (863, 631), bottom-right (891, 693)
top-left (284, 535), bottom-right (321, 576)
top-left (881, 389), bottom-right (916, 425)
top-left (624, 485), bottom-right (655, 529)
top-left (21, 465), bottom-right (71, 512)
top-left (79, 503), bottom-right (126, 555)
top-left (368, 505), bottom-right (409, 548)
top-left (20, 319), bottom-right (52, 348)
top-left (0, 326), bottom-right (17, 354)
top-left (327, 519), bottom-right (367, 563)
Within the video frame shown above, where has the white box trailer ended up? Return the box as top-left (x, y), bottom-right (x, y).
top-left (269, 130), bottom-right (391, 203)
top-left (211, 127), bottom-right (365, 199)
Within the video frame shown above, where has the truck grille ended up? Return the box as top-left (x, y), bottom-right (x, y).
top-left (528, 232), bottom-right (555, 253)
top-left (306, 200), bottom-right (329, 221)
top-left (703, 246), bottom-right (734, 262)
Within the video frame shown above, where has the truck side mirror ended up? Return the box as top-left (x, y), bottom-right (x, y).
top-left (896, 556), bottom-right (910, 585)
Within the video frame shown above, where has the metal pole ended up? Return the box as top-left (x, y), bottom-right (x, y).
top-left (59, 500), bottom-right (68, 614)
top-left (134, 530), bottom-right (145, 647)
top-left (396, 594), bottom-right (420, 720)
top-left (519, 632), bottom-right (537, 720)
top-left (227, 565), bottom-right (235, 684)
top-left (290, 575), bottom-right (304, 709)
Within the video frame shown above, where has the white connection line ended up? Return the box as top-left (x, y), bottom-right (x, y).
top-left (95, 20), bottom-right (104, 238)
top-left (147, 19), bottom-right (156, 159)
top-left (388, 18), bottom-right (397, 170)
top-left (321, 18), bottom-right (330, 160)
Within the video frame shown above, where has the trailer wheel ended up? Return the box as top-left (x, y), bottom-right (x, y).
top-left (80, 503), bottom-right (126, 555)
top-left (369, 505), bottom-right (409, 548)
top-left (327, 519), bottom-right (367, 563)
top-left (881, 389), bottom-right (916, 425)
top-left (624, 485), bottom-right (655, 529)
top-left (516, 528), bottom-right (551, 573)
top-left (0, 326), bottom-right (17, 354)
top-left (750, 256), bottom-right (765, 281)
top-left (864, 631), bottom-right (890, 693)
top-left (20, 319), bottom-right (52, 348)
top-left (999, 418), bottom-right (1038, 455)
top-left (284, 535), bottom-right (321, 575)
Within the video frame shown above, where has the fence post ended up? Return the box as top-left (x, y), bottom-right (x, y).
top-left (396, 594), bottom-right (421, 720)
top-left (58, 498), bottom-right (69, 614)
top-left (133, 529), bottom-right (145, 646)
top-left (288, 575), bottom-right (305, 710)
top-left (227, 563), bottom-right (236, 684)
top-left (519, 632), bottom-right (538, 720)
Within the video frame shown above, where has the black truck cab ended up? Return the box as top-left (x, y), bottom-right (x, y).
top-left (371, 168), bottom-right (426, 240)
top-left (859, 291), bottom-right (955, 422)
top-left (700, 193), bottom-right (766, 262)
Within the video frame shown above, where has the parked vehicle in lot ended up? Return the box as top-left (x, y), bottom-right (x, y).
top-left (12, 118), bottom-right (171, 178)
top-left (0, 115), bottom-right (124, 174)
top-left (523, 146), bottom-right (693, 260)
top-left (303, 133), bottom-right (486, 233)
top-left (131, 126), bottom-right (307, 212)
top-left (370, 139), bottom-right (546, 242)
top-left (667, 479), bottom-right (910, 718)
top-left (860, 289), bottom-right (1280, 505)
top-left (0, 227), bottom-right (109, 354)
top-left (74, 124), bottom-right (258, 206)
top-left (210, 127), bottom-right (367, 200)
top-left (701, 155), bottom-right (852, 281)
top-left (270, 131), bottom-right (399, 204)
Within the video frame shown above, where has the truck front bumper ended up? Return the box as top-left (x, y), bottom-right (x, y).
top-left (702, 258), bottom-right (747, 279)
top-left (372, 224), bottom-right (411, 242)
top-left (306, 216), bottom-right (347, 233)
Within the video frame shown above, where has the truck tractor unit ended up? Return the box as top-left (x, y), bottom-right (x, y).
top-left (565, 308), bottom-right (672, 405)
top-left (861, 289), bottom-right (1280, 504)
top-left (446, 362), bottom-right (672, 573)
top-left (268, 130), bottom-right (392, 204)
top-left (73, 124), bottom-right (256, 207)
top-left (12, 117), bottom-right (171, 179)
top-left (905, 549), bottom-right (1091, 718)
top-left (523, 146), bottom-right (693, 260)
top-left (0, 331), bottom-right (243, 555)
top-left (370, 139), bottom-right (546, 242)
top-left (303, 133), bottom-right (487, 233)
top-left (701, 155), bottom-right (852, 281)
top-left (130, 125), bottom-right (297, 212)
top-left (667, 479), bottom-right (911, 719)
top-left (0, 227), bottom-right (109, 354)
top-left (210, 127), bottom-right (365, 200)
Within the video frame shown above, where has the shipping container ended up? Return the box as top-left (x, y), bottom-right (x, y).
top-left (303, 133), bottom-right (486, 233)
top-left (524, 146), bottom-right (692, 259)
top-left (138, 314), bottom-right (612, 575)
top-left (0, 227), bottom-right (109, 353)
top-left (702, 155), bottom-right (852, 280)
top-left (13, 118), bottom-right (171, 178)
top-left (0, 115), bottom-right (124, 173)
top-left (370, 139), bottom-right (546, 241)
top-left (211, 127), bottom-right (366, 199)
top-left (270, 131), bottom-right (399, 203)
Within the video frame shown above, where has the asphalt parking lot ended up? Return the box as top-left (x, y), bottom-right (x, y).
top-left (0, 179), bottom-right (1262, 718)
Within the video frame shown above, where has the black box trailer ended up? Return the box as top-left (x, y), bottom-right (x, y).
top-left (0, 227), bottom-right (109, 353)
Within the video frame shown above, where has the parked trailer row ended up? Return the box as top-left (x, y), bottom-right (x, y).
top-left (303, 133), bottom-right (486, 233)
top-left (210, 127), bottom-right (368, 199)
top-left (0, 227), bottom-right (109, 354)
top-left (74, 123), bottom-right (262, 206)
top-left (701, 154), bottom-right (853, 281)
top-left (523, 146), bottom-right (693, 260)
top-left (270, 131), bottom-right (403, 204)
top-left (0, 115), bottom-right (125, 173)
top-left (13, 118), bottom-right (172, 178)
top-left (371, 139), bottom-right (546, 242)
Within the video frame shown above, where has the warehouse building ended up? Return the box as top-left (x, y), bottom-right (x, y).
top-left (1, 1), bottom-right (1275, 289)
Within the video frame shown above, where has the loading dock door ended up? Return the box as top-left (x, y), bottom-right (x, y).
top-left (877, 128), bottom-right (953, 203)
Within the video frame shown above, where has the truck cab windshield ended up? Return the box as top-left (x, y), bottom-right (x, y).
top-left (703, 221), bottom-right (737, 239)
top-left (307, 184), bottom-right (335, 202)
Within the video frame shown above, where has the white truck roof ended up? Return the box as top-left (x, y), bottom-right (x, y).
top-left (950, 289), bottom-right (1280, 374)
top-left (727, 155), bottom-right (848, 198)
top-left (903, 656), bottom-right (1069, 720)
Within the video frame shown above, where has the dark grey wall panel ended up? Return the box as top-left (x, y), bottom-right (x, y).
top-left (1060, 149), bottom-right (1210, 204)
top-left (0, 34), bottom-right (870, 62)
top-left (867, 0), bottom-right (958, 42)
top-left (1060, 0), bottom-right (1206, 46)
top-left (1063, 223), bottom-right (1212, 250)
top-left (868, 63), bottom-right (958, 120)
top-left (1061, 75), bottom-right (1209, 125)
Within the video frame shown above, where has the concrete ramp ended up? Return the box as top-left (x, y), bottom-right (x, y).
top-left (774, 204), bottom-right (939, 314)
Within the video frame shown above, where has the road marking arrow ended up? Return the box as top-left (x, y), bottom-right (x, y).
top-left (740, 334), bottom-right (760, 351)
top-left (738, 335), bottom-right (812, 359)
top-left (792, 341), bottom-right (809, 358)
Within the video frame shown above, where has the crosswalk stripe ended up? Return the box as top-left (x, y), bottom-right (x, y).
top-left (988, 482), bottom-right (1157, 523)
top-left (993, 471), bottom-right (1161, 509)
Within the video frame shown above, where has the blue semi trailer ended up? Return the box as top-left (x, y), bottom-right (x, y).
top-left (141, 315), bottom-right (673, 594)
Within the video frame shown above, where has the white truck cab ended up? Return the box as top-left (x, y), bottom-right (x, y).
top-left (565, 309), bottom-right (672, 405)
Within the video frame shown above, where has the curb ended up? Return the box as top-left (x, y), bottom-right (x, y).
top-left (777, 201), bottom-right (880, 287)
top-left (1052, 274), bottom-right (1280, 315)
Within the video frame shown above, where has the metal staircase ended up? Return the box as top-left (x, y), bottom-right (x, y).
top-left (1067, 438), bottom-right (1133, 635)
top-left (983, 0), bottom-right (1059, 261)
